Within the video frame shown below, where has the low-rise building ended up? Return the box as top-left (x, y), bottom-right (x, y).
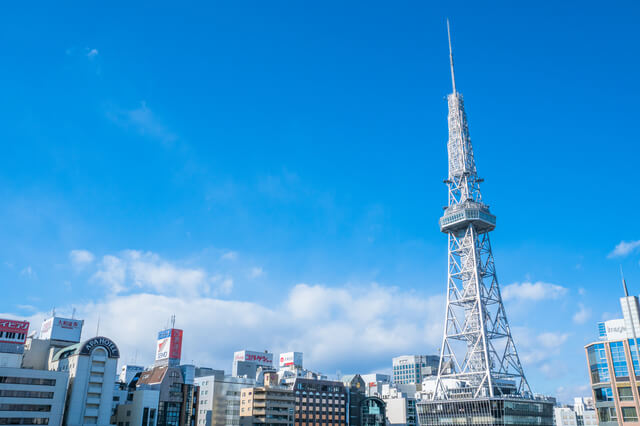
top-left (379, 385), bottom-right (416, 426)
top-left (292, 378), bottom-right (347, 426)
top-left (0, 366), bottom-right (68, 426)
top-left (239, 373), bottom-right (294, 426)
top-left (194, 372), bottom-right (254, 426)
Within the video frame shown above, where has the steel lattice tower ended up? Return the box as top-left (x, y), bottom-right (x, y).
top-left (432, 21), bottom-right (531, 400)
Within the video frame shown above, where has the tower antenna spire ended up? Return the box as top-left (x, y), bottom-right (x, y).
top-left (447, 18), bottom-right (457, 94)
top-left (621, 265), bottom-right (630, 297)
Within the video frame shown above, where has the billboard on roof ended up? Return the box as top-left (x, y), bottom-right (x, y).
top-left (40, 317), bottom-right (83, 343)
top-left (0, 319), bottom-right (29, 345)
top-left (156, 329), bottom-right (183, 362)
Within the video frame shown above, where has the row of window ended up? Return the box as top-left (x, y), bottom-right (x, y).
top-left (0, 391), bottom-right (54, 400)
top-left (0, 378), bottom-right (55, 386)
top-left (0, 332), bottom-right (26, 342)
top-left (598, 406), bottom-right (639, 422)
top-left (0, 405), bottom-right (51, 413)
top-left (0, 419), bottom-right (49, 425)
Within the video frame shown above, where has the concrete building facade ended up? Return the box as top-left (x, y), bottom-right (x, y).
top-left (239, 380), bottom-right (294, 426)
top-left (0, 366), bottom-right (68, 426)
top-left (194, 373), bottom-right (255, 426)
top-left (292, 378), bottom-right (347, 426)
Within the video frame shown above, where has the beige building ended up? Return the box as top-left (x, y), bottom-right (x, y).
top-left (240, 374), bottom-right (294, 426)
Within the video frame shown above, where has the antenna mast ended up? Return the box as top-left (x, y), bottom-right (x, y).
top-left (447, 19), bottom-right (457, 94)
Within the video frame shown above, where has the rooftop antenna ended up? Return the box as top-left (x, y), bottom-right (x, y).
top-left (171, 314), bottom-right (176, 329)
top-left (52, 307), bottom-right (56, 317)
top-left (447, 18), bottom-right (457, 94)
top-left (96, 316), bottom-right (100, 337)
top-left (71, 307), bottom-right (76, 319)
top-left (621, 265), bottom-right (630, 297)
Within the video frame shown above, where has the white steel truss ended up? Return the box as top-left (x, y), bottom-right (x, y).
top-left (433, 21), bottom-right (531, 400)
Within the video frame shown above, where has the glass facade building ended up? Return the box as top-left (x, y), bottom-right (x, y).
top-left (585, 294), bottom-right (640, 425)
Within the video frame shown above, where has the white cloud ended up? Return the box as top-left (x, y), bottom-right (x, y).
top-left (93, 251), bottom-right (207, 296)
top-left (221, 251), bottom-right (238, 261)
top-left (20, 266), bottom-right (36, 279)
top-left (86, 48), bottom-right (99, 58)
top-left (70, 249), bottom-right (95, 267)
top-left (249, 267), bottom-right (264, 279)
top-left (537, 332), bottom-right (570, 348)
top-left (21, 283), bottom-right (444, 374)
top-left (107, 102), bottom-right (177, 144)
top-left (502, 281), bottom-right (567, 302)
top-left (93, 255), bottom-right (126, 293)
top-left (513, 327), bottom-right (570, 368)
top-left (608, 240), bottom-right (640, 258)
top-left (572, 303), bottom-right (591, 325)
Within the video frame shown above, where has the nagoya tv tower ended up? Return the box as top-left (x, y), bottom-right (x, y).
top-left (417, 21), bottom-right (554, 425)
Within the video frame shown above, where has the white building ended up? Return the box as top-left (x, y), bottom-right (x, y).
top-left (49, 336), bottom-right (120, 426)
top-left (114, 388), bottom-right (160, 426)
top-left (379, 384), bottom-right (416, 426)
top-left (554, 406), bottom-right (578, 426)
top-left (194, 373), bottom-right (255, 426)
top-left (232, 351), bottom-right (273, 378)
top-left (119, 365), bottom-right (144, 385)
top-left (0, 366), bottom-right (68, 426)
top-left (359, 373), bottom-right (390, 397)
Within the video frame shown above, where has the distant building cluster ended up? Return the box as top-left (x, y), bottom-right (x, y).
top-left (0, 312), bottom-right (596, 426)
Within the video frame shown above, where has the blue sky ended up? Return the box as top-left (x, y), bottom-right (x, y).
top-left (1, 0), bottom-right (640, 402)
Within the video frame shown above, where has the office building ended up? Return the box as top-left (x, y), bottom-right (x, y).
top-left (239, 373), bottom-right (294, 426)
top-left (292, 377), bottom-right (347, 426)
top-left (391, 355), bottom-right (439, 387)
top-left (194, 372), bottom-right (255, 426)
top-left (232, 351), bottom-right (273, 379)
top-left (136, 365), bottom-right (199, 426)
top-left (379, 385), bottom-right (416, 426)
top-left (49, 336), bottom-right (121, 426)
top-left (358, 374), bottom-right (390, 398)
top-left (0, 318), bottom-right (68, 426)
top-left (114, 388), bottom-right (160, 426)
top-left (585, 276), bottom-right (640, 425)
top-left (340, 375), bottom-right (385, 426)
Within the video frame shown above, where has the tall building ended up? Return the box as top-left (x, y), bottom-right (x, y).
top-left (49, 336), bottom-right (121, 426)
top-left (416, 22), bottom-right (553, 425)
top-left (239, 373), bottom-right (294, 426)
top-left (391, 355), bottom-right (438, 386)
top-left (340, 375), bottom-right (385, 426)
top-left (194, 372), bottom-right (255, 426)
top-left (584, 274), bottom-right (640, 425)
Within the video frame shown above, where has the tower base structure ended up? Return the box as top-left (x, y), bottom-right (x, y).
top-left (416, 397), bottom-right (554, 426)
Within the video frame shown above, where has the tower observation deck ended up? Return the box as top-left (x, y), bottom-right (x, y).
top-left (416, 21), bottom-right (554, 426)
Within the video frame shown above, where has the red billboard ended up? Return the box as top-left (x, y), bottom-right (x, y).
top-left (169, 329), bottom-right (182, 360)
top-left (0, 319), bottom-right (30, 345)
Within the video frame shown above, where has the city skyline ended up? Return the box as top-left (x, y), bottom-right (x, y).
top-left (1, 1), bottom-right (640, 405)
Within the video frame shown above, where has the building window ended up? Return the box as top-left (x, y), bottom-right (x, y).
top-left (0, 377), bottom-right (56, 386)
top-left (622, 407), bottom-right (638, 422)
top-left (587, 344), bottom-right (610, 383)
top-left (0, 419), bottom-right (49, 425)
top-left (618, 386), bottom-right (634, 401)
top-left (610, 341), bottom-right (630, 377)
top-left (594, 387), bottom-right (613, 402)
top-left (0, 391), bottom-right (54, 399)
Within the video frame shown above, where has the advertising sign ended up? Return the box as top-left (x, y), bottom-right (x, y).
top-left (234, 350), bottom-right (273, 366)
top-left (604, 319), bottom-right (628, 340)
top-left (40, 317), bottom-right (83, 343)
top-left (80, 336), bottom-right (120, 358)
top-left (279, 351), bottom-right (303, 368)
top-left (0, 319), bottom-right (29, 345)
top-left (156, 328), bottom-right (183, 362)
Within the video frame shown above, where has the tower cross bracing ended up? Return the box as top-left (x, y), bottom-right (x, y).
top-left (433, 20), bottom-right (531, 400)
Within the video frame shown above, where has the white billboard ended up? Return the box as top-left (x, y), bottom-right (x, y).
top-left (233, 350), bottom-right (273, 366)
top-left (279, 351), bottom-right (303, 368)
top-left (604, 319), bottom-right (628, 340)
top-left (40, 317), bottom-right (83, 343)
